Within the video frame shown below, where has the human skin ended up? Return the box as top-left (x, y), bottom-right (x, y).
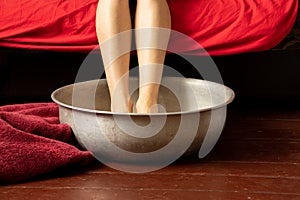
top-left (96, 0), bottom-right (171, 113)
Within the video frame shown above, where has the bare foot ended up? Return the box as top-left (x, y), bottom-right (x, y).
top-left (136, 96), bottom-right (158, 114)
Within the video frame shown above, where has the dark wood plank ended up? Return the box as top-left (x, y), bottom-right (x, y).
top-left (87, 162), bottom-right (300, 178)
top-left (223, 119), bottom-right (300, 140)
top-left (206, 107), bottom-right (300, 163)
top-left (2, 165), bottom-right (299, 195)
top-left (206, 140), bottom-right (300, 163)
top-left (1, 188), bottom-right (299, 200)
top-left (2, 174), bottom-right (299, 196)
top-left (223, 108), bottom-right (300, 140)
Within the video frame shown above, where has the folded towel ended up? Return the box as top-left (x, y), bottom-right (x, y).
top-left (0, 103), bottom-right (95, 183)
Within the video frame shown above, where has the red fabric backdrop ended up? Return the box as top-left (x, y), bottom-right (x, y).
top-left (0, 0), bottom-right (298, 55)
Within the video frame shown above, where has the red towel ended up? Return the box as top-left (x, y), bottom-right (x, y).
top-left (0, 103), bottom-right (95, 183)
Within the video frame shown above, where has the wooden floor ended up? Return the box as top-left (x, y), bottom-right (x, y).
top-left (0, 98), bottom-right (300, 200)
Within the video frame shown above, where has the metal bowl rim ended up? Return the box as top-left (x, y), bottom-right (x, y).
top-left (51, 77), bottom-right (235, 116)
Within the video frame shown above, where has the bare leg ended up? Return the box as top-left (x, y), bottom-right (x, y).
top-left (96, 0), bottom-right (132, 112)
top-left (135, 0), bottom-right (171, 113)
